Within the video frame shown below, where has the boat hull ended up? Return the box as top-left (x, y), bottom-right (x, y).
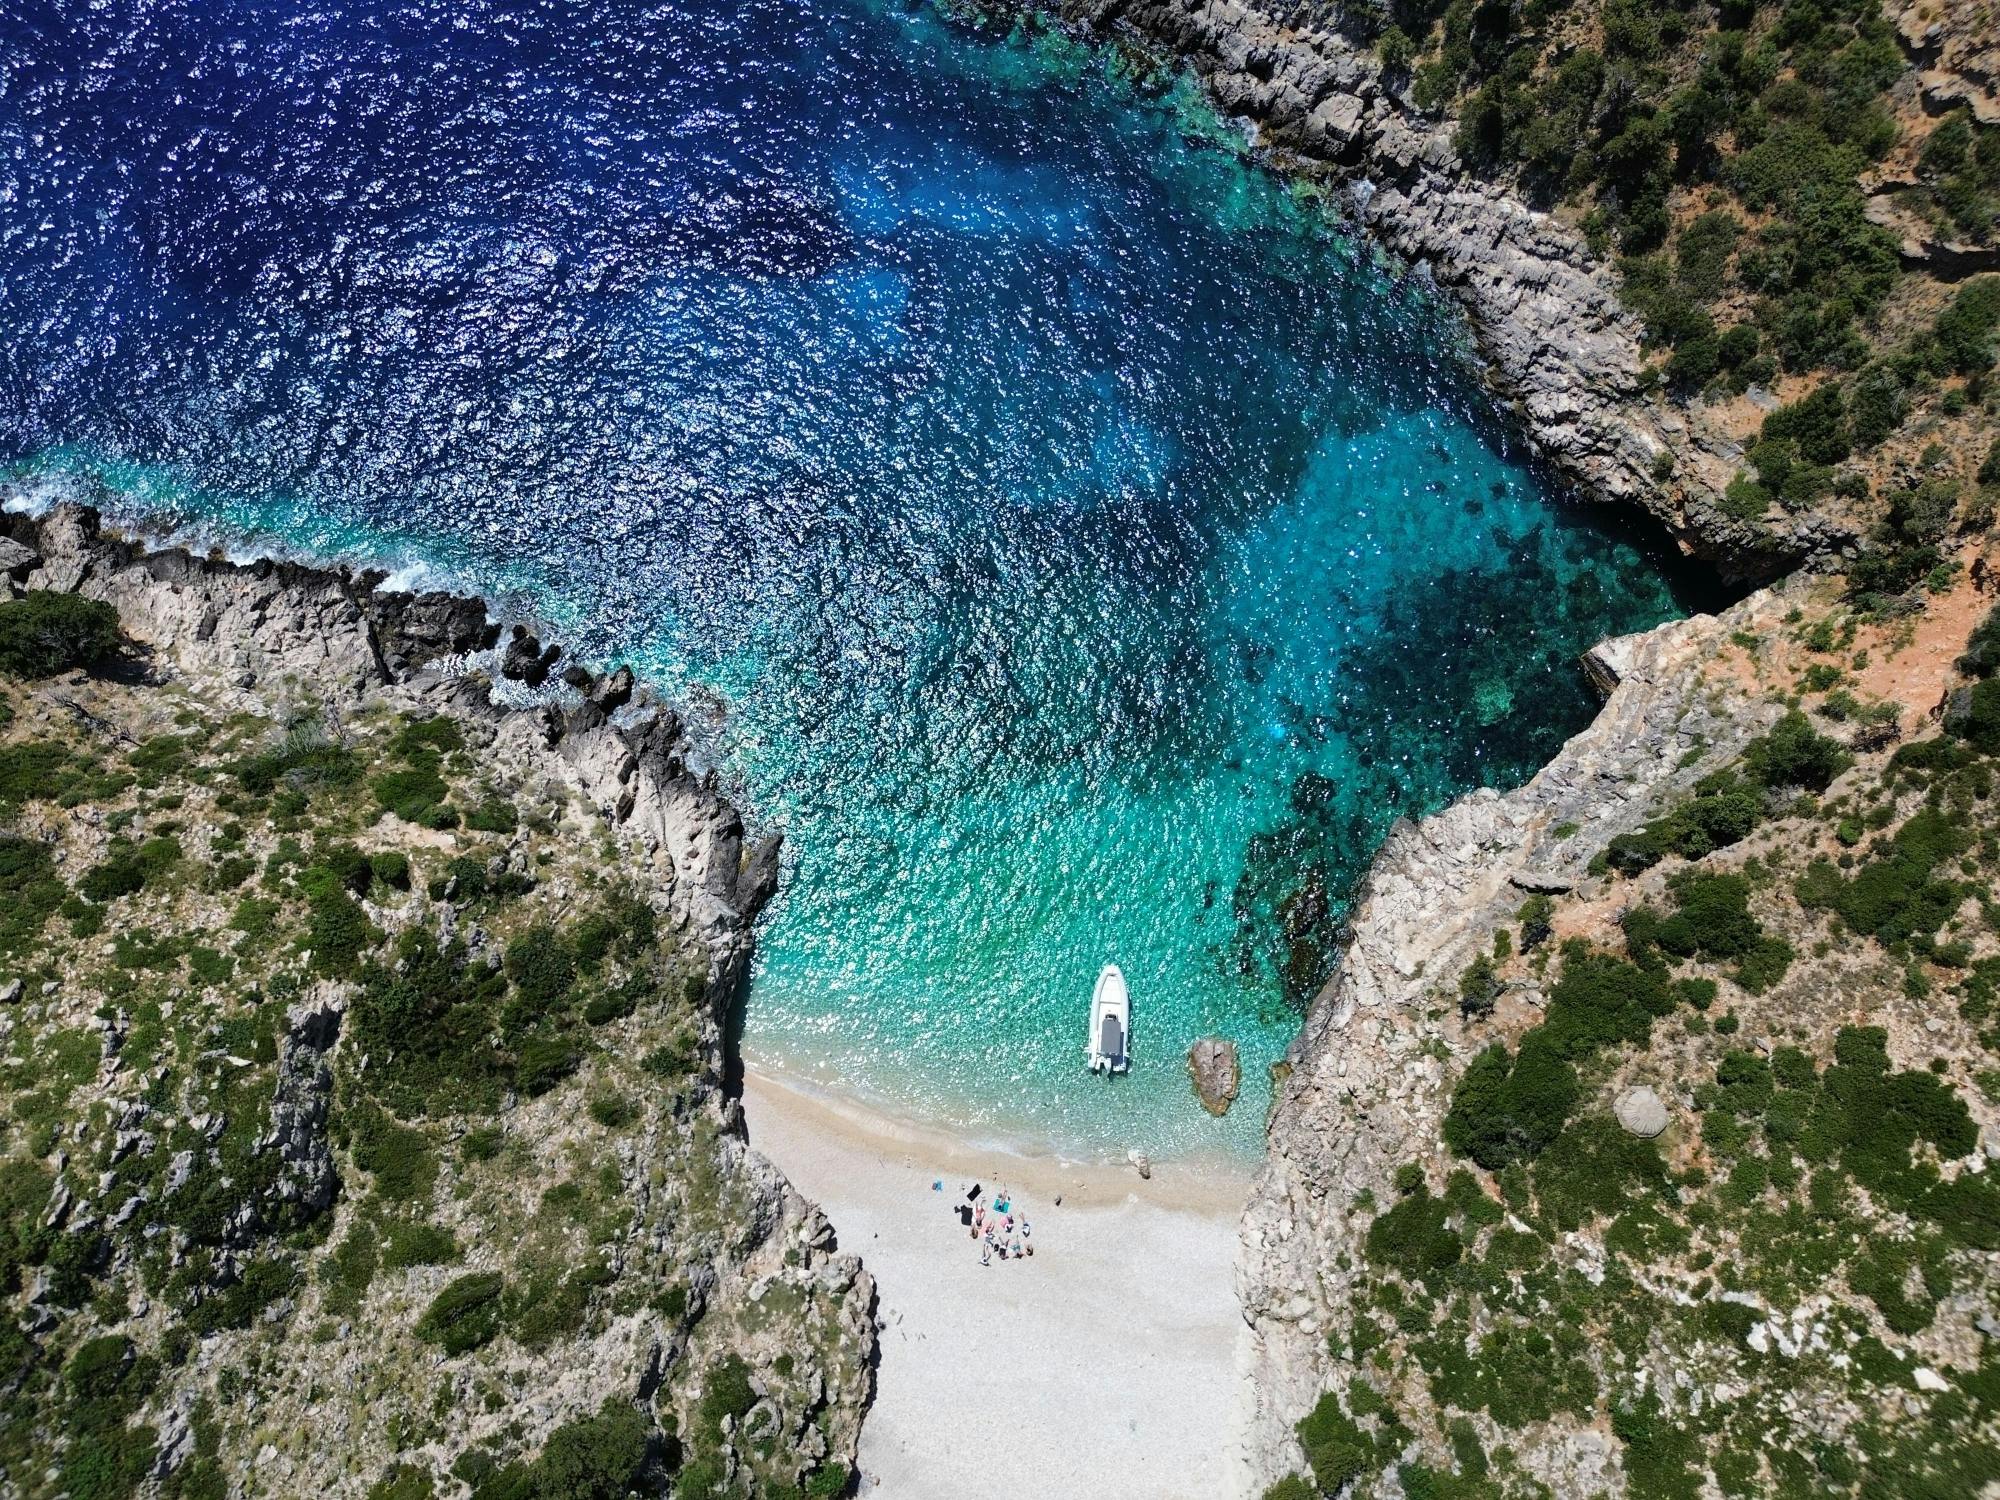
top-left (1087, 963), bottom-right (1130, 1075)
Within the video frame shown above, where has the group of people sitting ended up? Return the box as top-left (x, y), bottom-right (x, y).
top-left (937, 1180), bottom-right (1034, 1266)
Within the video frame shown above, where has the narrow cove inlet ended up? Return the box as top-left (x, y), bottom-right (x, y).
top-left (0, 0), bottom-right (1688, 1160)
top-left (9, 0), bottom-right (1999, 1496)
top-left (0, 0), bottom-right (1693, 1162)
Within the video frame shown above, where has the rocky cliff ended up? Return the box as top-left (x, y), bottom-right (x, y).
top-left (1235, 564), bottom-right (2000, 1495)
top-left (1233, 590), bottom-right (1781, 1489)
top-left (964, 0), bottom-right (1814, 581)
top-left (0, 503), bottom-right (874, 1498)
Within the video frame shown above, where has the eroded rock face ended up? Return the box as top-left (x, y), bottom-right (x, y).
top-left (1188, 1037), bottom-right (1242, 1116)
top-left (1, 501), bottom-right (876, 1495)
top-left (979, 0), bottom-right (1828, 580)
top-left (1613, 1085), bottom-right (1670, 1138)
top-left (1233, 589), bottom-right (1790, 1491)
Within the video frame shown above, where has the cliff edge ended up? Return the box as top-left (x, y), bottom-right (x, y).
top-left (0, 503), bottom-right (874, 1498)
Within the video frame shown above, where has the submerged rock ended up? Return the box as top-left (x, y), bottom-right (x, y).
top-left (1188, 1038), bottom-right (1242, 1117)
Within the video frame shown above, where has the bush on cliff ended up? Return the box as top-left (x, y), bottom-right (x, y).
top-left (1296, 1393), bottom-right (1377, 1495)
top-left (0, 591), bottom-right (121, 679)
top-left (1744, 710), bottom-right (1849, 792)
top-left (1797, 807), bottom-right (1971, 949)
top-left (1444, 1034), bottom-right (1580, 1169)
top-left (1366, 1186), bottom-right (1464, 1280)
top-left (416, 1272), bottom-right (505, 1355)
top-left (1959, 605), bottom-right (2000, 678)
top-left (1605, 774), bottom-right (1759, 874)
top-left (1949, 678), bottom-right (2000, 754)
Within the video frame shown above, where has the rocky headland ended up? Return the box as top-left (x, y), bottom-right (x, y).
top-left (962, 0), bottom-right (1817, 580)
top-left (930, 1), bottom-right (2000, 1492)
top-left (0, 503), bottom-right (874, 1497)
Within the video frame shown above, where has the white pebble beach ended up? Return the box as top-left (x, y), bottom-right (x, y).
top-left (742, 1066), bottom-right (1257, 1500)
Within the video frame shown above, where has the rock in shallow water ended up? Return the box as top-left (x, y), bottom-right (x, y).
top-left (1188, 1037), bottom-right (1242, 1117)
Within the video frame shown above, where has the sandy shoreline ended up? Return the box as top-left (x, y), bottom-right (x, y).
top-left (741, 1065), bottom-right (1258, 1500)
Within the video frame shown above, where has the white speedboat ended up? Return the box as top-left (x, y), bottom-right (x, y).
top-left (1087, 963), bottom-right (1130, 1075)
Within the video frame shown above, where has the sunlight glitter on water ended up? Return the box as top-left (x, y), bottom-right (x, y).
top-left (0, 0), bottom-right (1693, 1156)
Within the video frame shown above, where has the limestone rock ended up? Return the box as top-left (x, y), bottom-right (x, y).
top-left (1232, 591), bottom-right (1784, 1491)
top-left (1038, 0), bottom-right (1811, 580)
top-left (0, 537), bottom-right (38, 575)
top-left (1187, 1037), bottom-right (1242, 1116)
top-left (1614, 1086), bottom-right (1670, 1138)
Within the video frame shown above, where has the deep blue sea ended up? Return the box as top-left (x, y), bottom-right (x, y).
top-left (0, 0), bottom-right (1694, 1155)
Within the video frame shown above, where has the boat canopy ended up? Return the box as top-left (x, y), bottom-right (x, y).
top-left (1100, 1012), bottom-right (1124, 1059)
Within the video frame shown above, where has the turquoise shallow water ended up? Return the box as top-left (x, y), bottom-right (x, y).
top-left (0, 0), bottom-right (1693, 1155)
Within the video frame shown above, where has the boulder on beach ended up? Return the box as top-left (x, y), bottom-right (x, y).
top-left (1187, 1037), bottom-right (1241, 1117)
top-left (1615, 1085), bottom-right (1670, 1138)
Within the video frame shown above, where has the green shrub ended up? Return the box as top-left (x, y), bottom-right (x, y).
top-left (369, 851), bottom-right (410, 890)
top-left (1530, 1117), bottom-right (1669, 1231)
top-left (506, 927), bottom-right (577, 1012)
top-left (1744, 710), bottom-right (1848, 791)
top-left (465, 798), bottom-right (518, 835)
top-left (381, 1221), bottom-right (458, 1269)
top-left (229, 720), bottom-right (360, 796)
top-left (587, 1093), bottom-right (637, 1129)
top-left (1366, 1186), bottom-right (1462, 1280)
top-left (415, 1272), bottom-right (505, 1355)
top-left (1929, 274), bottom-right (2000, 374)
top-left (1849, 1240), bottom-right (1936, 1334)
top-left (367, 1465), bottom-right (435, 1500)
top-left (0, 834), bottom-right (66, 958)
top-left (1444, 1034), bottom-right (1579, 1169)
top-left (65, 1334), bottom-right (135, 1400)
top-left (515, 1035), bottom-right (581, 1097)
top-left (371, 764), bottom-right (450, 824)
top-left (1516, 893), bottom-right (1554, 949)
top-left (302, 845), bottom-right (372, 900)
top-left (1296, 1392), bottom-right (1378, 1494)
top-left (350, 1109), bottom-right (437, 1203)
top-left (1714, 1050), bottom-right (1776, 1115)
top-left (1848, 364), bottom-right (1906, 446)
top-left (1541, 944), bottom-right (1672, 1058)
top-left (307, 887), bottom-right (374, 978)
top-left (392, 715), bottom-right (464, 757)
top-left (1635, 871), bottom-right (1794, 992)
top-left (0, 591), bottom-right (121, 678)
top-left (349, 932), bottom-right (511, 1115)
top-left (525, 1401), bottom-right (649, 1499)
top-left (80, 837), bottom-right (166, 903)
top-left (582, 987), bottom-right (638, 1027)
top-left (1605, 777), bottom-right (1759, 873)
top-left (1612, 1391), bottom-right (1702, 1500)
top-left (1805, 1027), bottom-right (1981, 1238)
top-left (1799, 808), bottom-right (1971, 946)
top-left (506, 1262), bottom-right (614, 1350)
top-left (1457, 952), bottom-right (1501, 1019)
top-left (324, 1222), bottom-right (380, 1313)
top-left (1949, 678), bottom-right (2000, 754)
top-left (697, 1354), bottom-right (758, 1438)
top-left (640, 1034), bottom-right (696, 1081)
